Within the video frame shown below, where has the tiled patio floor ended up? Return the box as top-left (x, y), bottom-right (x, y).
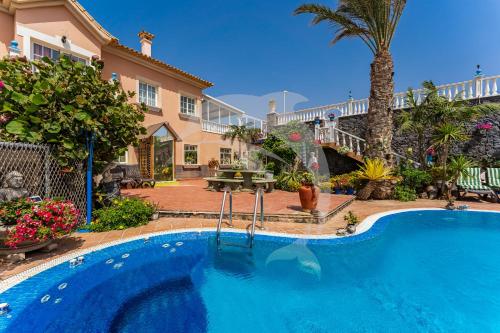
top-left (122, 179), bottom-right (353, 216)
top-left (1, 184), bottom-right (499, 280)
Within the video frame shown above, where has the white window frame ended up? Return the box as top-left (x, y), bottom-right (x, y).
top-left (184, 144), bottom-right (198, 165)
top-left (220, 148), bottom-right (232, 165)
top-left (138, 81), bottom-right (158, 107)
top-left (136, 76), bottom-right (161, 109)
top-left (32, 42), bottom-right (87, 64)
top-left (180, 95), bottom-right (197, 116)
top-left (115, 151), bottom-right (128, 164)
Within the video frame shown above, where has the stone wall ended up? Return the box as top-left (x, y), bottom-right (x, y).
top-left (337, 96), bottom-right (500, 163)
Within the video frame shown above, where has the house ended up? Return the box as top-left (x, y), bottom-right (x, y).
top-left (0, 0), bottom-right (265, 180)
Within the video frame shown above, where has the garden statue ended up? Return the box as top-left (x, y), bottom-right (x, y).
top-left (0, 171), bottom-right (29, 203)
top-left (98, 163), bottom-right (121, 205)
top-left (307, 152), bottom-right (318, 170)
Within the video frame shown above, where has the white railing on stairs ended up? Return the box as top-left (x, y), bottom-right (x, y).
top-left (316, 124), bottom-right (421, 167)
top-left (317, 125), bottom-right (366, 156)
top-left (277, 74), bottom-right (500, 124)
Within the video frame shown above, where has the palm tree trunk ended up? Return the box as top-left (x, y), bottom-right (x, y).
top-left (366, 49), bottom-right (394, 166)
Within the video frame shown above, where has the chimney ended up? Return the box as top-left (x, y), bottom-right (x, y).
top-left (138, 30), bottom-right (155, 57)
top-left (268, 100), bottom-right (276, 114)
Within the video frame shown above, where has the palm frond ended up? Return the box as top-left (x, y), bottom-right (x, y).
top-left (295, 0), bottom-right (407, 54)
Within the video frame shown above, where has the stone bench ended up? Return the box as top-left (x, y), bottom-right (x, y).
top-left (203, 177), bottom-right (244, 192)
top-left (252, 179), bottom-right (277, 193)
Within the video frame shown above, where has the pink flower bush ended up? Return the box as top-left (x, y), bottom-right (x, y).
top-left (1, 198), bottom-right (80, 248)
top-left (288, 132), bottom-right (302, 142)
top-left (476, 122), bottom-right (493, 131)
top-left (0, 80), bottom-right (4, 90)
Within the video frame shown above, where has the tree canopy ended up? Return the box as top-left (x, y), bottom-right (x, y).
top-left (0, 56), bottom-right (146, 170)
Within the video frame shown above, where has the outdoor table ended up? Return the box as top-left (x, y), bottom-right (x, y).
top-left (217, 169), bottom-right (266, 190)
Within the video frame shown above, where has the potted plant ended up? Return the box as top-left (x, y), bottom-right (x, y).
top-left (208, 158), bottom-right (219, 177)
top-left (319, 181), bottom-right (332, 193)
top-left (337, 146), bottom-right (352, 155)
top-left (151, 202), bottom-right (160, 220)
top-left (345, 172), bottom-right (358, 195)
top-left (298, 172), bottom-right (319, 212)
top-left (356, 158), bottom-right (394, 200)
top-left (328, 113), bottom-right (336, 121)
top-left (0, 198), bottom-right (80, 254)
top-left (344, 211), bottom-right (360, 234)
top-left (264, 162), bottom-right (275, 180)
top-left (329, 176), bottom-right (340, 194)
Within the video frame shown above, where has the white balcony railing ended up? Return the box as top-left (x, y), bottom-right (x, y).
top-left (277, 74), bottom-right (500, 124)
top-left (201, 120), bottom-right (231, 134)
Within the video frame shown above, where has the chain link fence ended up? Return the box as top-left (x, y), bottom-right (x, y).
top-left (0, 142), bottom-right (86, 222)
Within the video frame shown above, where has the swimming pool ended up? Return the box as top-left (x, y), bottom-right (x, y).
top-left (1, 209), bottom-right (499, 332)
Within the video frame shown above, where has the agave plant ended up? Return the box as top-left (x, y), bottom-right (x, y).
top-left (357, 158), bottom-right (392, 181)
top-left (356, 158), bottom-right (393, 200)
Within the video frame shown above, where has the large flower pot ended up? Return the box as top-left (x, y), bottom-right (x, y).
top-left (372, 179), bottom-right (398, 200)
top-left (299, 184), bottom-right (319, 212)
top-left (0, 225), bottom-right (53, 255)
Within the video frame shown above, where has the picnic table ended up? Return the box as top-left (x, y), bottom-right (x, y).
top-left (204, 169), bottom-right (275, 192)
top-left (217, 169), bottom-right (266, 189)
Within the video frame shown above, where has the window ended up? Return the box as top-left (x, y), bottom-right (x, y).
top-left (139, 81), bottom-right (158, 107)
top-left (33, 43), bottom-right (86, 64)
top-left (115, 152), bottom-right (128, 164)
top-left (180, 96), bottom-right (196, 116)
top-left (33, 43), bottom-right (60, 61)
top-left (184, 145), bottom-right (198, 165)
top-left (220, 148), bottom-right (232, 165)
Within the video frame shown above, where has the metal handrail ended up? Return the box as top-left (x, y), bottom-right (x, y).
top-left (216, 186), bottom-right (264, 249)
top-left (216, 186), bottom-right (232, 247)
top-left (249, 187), bottom-right (264, 248)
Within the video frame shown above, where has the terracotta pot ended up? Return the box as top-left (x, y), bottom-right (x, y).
top-left (298, 184), bottom-right (319, 212)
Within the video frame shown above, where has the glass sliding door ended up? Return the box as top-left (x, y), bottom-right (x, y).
top-left (152, 126), bottom-right (174, 181)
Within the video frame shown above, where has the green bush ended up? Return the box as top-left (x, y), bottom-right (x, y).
top-left (397, 165), bottom-right (432, 191)
top-left (90, 197), bottom-right (154, 232)
top-left (0, 56), bottom-right (146, 168)
top-left (393, 185), bottom-right (417, 202)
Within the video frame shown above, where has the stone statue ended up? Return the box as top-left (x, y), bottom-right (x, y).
top-left (307, 152), bottom-right (318, 169)
top-left (0, 171), bottom-right (29, 203)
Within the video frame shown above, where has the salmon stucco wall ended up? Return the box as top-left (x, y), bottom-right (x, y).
top-left (101, 48), bottom-right (244, 173)
top-left (14, 6), bottom-right (102, 58)
top-left (0, 11), bottom-right (14, 56)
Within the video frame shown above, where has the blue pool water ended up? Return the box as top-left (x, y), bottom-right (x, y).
top-left (1, 210), bottom-right (500, 332)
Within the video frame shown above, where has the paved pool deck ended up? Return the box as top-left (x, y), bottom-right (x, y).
top-left (1, 185), bottom-right (499, 280)
top-left (122, 179), bottom-right (354, 223)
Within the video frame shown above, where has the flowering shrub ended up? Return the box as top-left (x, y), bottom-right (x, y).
top-left (0, 198), bottom-right (80, 248)
top-left (476, 122), bottom-right (493, 131)
top-left (90, 197), bottom-right (154, 232)
top-left (288, 132), bottom-right (302, 142)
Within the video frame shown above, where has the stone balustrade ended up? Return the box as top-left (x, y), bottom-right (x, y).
top-left (276, 74), bottom-right (500, 124)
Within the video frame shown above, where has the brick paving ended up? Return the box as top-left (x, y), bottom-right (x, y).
top-left (122, 179), bottom-right (353, 216)
top-left (1, 180), bottom-right (499, 280)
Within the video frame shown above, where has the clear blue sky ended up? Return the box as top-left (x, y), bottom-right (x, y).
top-left (80, 0), bottom-right (500, 117)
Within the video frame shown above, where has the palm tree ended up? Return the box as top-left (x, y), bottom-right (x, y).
top-left (221, 125), bottom-right (249, 159)
top-left (446, 155), bottom-right (475, 202)
top-left (295, 0), bottom-right (407, 165)
top-left (398, 81), bottom-right (437, 166)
